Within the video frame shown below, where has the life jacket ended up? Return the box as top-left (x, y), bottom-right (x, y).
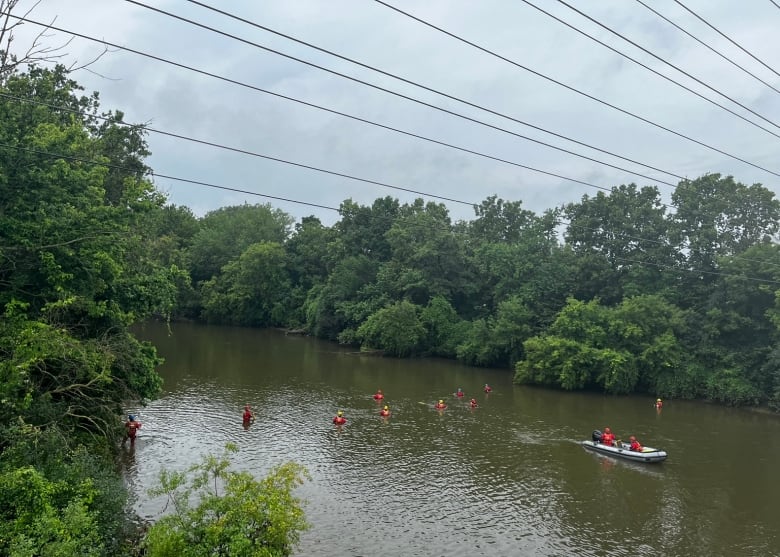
top-left (126, 421), bottom-right (141, 438)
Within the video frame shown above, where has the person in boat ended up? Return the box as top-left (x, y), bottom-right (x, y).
top-left (600, 427), bottom-right (615, 446)
top-left (470, 398), bottom-right (478, 408)
top-left (123, 414), bottom-right (142, 446)
top-left (373, 389), bottom-right (384, 401)
top-left (333, 410), bottom-right (347, 425)
top-left (242, 404), bottom-right (255, 423)
top-left (655, 398), bottom-right (663, 409)
top-left (629, 435), bottom-right (643, 452)
top-left (434, 399), bottom-right (447, 410)
top-left (484, 383), bottom-right (492, 393)
top-left (456, 388), bottom-right (464, 398)
top-left (379, 405), bottom-right (391, 417)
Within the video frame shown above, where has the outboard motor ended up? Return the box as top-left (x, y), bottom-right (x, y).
top-left (592, 429), bottom-right (602, 443)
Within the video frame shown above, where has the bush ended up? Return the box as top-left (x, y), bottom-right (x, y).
top-left (144, 444), bottom-right (309, 557)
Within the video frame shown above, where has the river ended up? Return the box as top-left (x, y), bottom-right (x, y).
top-left (125, 321), bottom-right (780, 556)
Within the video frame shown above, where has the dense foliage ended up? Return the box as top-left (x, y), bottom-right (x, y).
top-left (0, 65), bottom-right (180, 555)
top-left (171, 185), bottom-right (780, 409)
top-left (144, 444), bottom-right (309, 557)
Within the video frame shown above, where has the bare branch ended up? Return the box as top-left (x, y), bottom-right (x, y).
top-left (0, 0), bottom-right (109, 82)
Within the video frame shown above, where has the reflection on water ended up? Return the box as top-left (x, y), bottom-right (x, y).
top-left (129, 322), bottom-right (780, 556)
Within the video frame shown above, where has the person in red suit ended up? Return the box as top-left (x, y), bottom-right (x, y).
top-left (373, 390), bottom-right (384, 401)
top-left (242, 404), bottom-right (255, 424)
top-left (333, 410), bottom-right (347, 425)
top-left (379, 405), bottom-right (391, 417)
top-left (123, 415), bottom-right (142, 446)
top-left (629, 436), bottom-right (643, 452)
top-left (600, 427), bottom-right (615, 446)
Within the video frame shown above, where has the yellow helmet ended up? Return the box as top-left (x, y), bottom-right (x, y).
top-left (657, 398), bottom-right (662, 402)
top-left (337, 410), bottom-right (343, 416)
top-left (439, 400), bottom-right (444, 404)
top-left (383, 405), bottom-right (389, 410)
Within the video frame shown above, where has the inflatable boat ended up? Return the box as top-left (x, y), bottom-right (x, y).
top-left (582, 430), bottom-right (667, 463)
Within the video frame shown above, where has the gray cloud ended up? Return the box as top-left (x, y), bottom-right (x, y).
top-left (11, 0), bottom-right (780, 225)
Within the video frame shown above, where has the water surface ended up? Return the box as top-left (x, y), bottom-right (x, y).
top-left (126, 321), bottom-right (780, 556)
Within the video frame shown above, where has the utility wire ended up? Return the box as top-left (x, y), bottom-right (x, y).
top-left (182, 0), bottom-right (687, 182)
top-left (4, 140), bottom-right (780, 285)
top-left (373, 0), bottom-right (780, 179)
top-left (3, 90), bottom-right (737, 253)
top-left (555, 0), bottom-right (780, 131)
top-left (0, 95), bottom-right (475, 206)
top-left (4, 13), bottom-right (680, 188)
top-left (519, 0), bottom-right (780, 141)
top-left (771, 0), bottom-right (780, 10)
top-left (120, 1), bottom-right (678, 186)
top-left (0, 91), bottom-right (617, 197)
top-left (0, 142), bottom-right (340, 213)
top-left (634, 0), bottom-right (780, 95)
top-left (673, 0), bottom-right (780, 79)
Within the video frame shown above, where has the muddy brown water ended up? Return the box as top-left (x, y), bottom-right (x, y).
top-left (125, 321), bottom-right (780, 556)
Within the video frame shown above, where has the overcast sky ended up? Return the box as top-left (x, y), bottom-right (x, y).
top-left (10, 0), bottom-right (780, 225)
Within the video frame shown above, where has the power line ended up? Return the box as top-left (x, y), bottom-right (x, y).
top-left (0, 142), bottom-right (340, 213)
top-left (0, 91), bottom-right (617, 197)
top-left (4, 141), bottom-right (780, 285)
top-left (120, 1), bottom-right (679, 186)
top-left (5, 89), bottom-right (742, 249)
top-left (555, 0), bottom-right (780, 131)
top-left (518, 0), bottom-right (780, 141)
top-left (0, 98), bottom-right (475, 206)
top-left (771, 0), bottom-right (780, 10)
top-left (373, 0), bottom-right (780, 180)
top-left (633, 0), bottom-right (780, 95)
top-left (673, 0), bottom-right (780, 79)
top-left (4, 13), bottom-right (680, 189)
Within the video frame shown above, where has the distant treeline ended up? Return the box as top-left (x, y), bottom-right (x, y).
top-left (161, 156), bottom-right (780, 411)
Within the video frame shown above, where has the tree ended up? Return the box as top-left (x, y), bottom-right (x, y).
top-left (144, 445), bottom-right (309, 557)
top-left (330, 197), bottom-right (399, 262)
top-left (419, 295), bottom-right (467, 358)
top-left (304, 255), bottom-right (378, 340)
top-left (355, 300), bottom-right (425, 357)
top-left (0, 64), bottom-right (181, 553)
top-left (669, 174), bottom-right (780, 308)
top-left (385, 199), bottom-right (476, 312)
top-left (200, 242), bottom-right (291, 327)
top-left (564, 183), bottom-right (677, 303)
top-left (515, 296), bottom-right (687, 395)
top-left (187, 204), bottom-right (294, 284)
top-left (469, 195), bottom-right (539, 244)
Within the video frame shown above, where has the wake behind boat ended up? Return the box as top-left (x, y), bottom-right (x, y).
top-left (582, 429), bottom-right (667, 463)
